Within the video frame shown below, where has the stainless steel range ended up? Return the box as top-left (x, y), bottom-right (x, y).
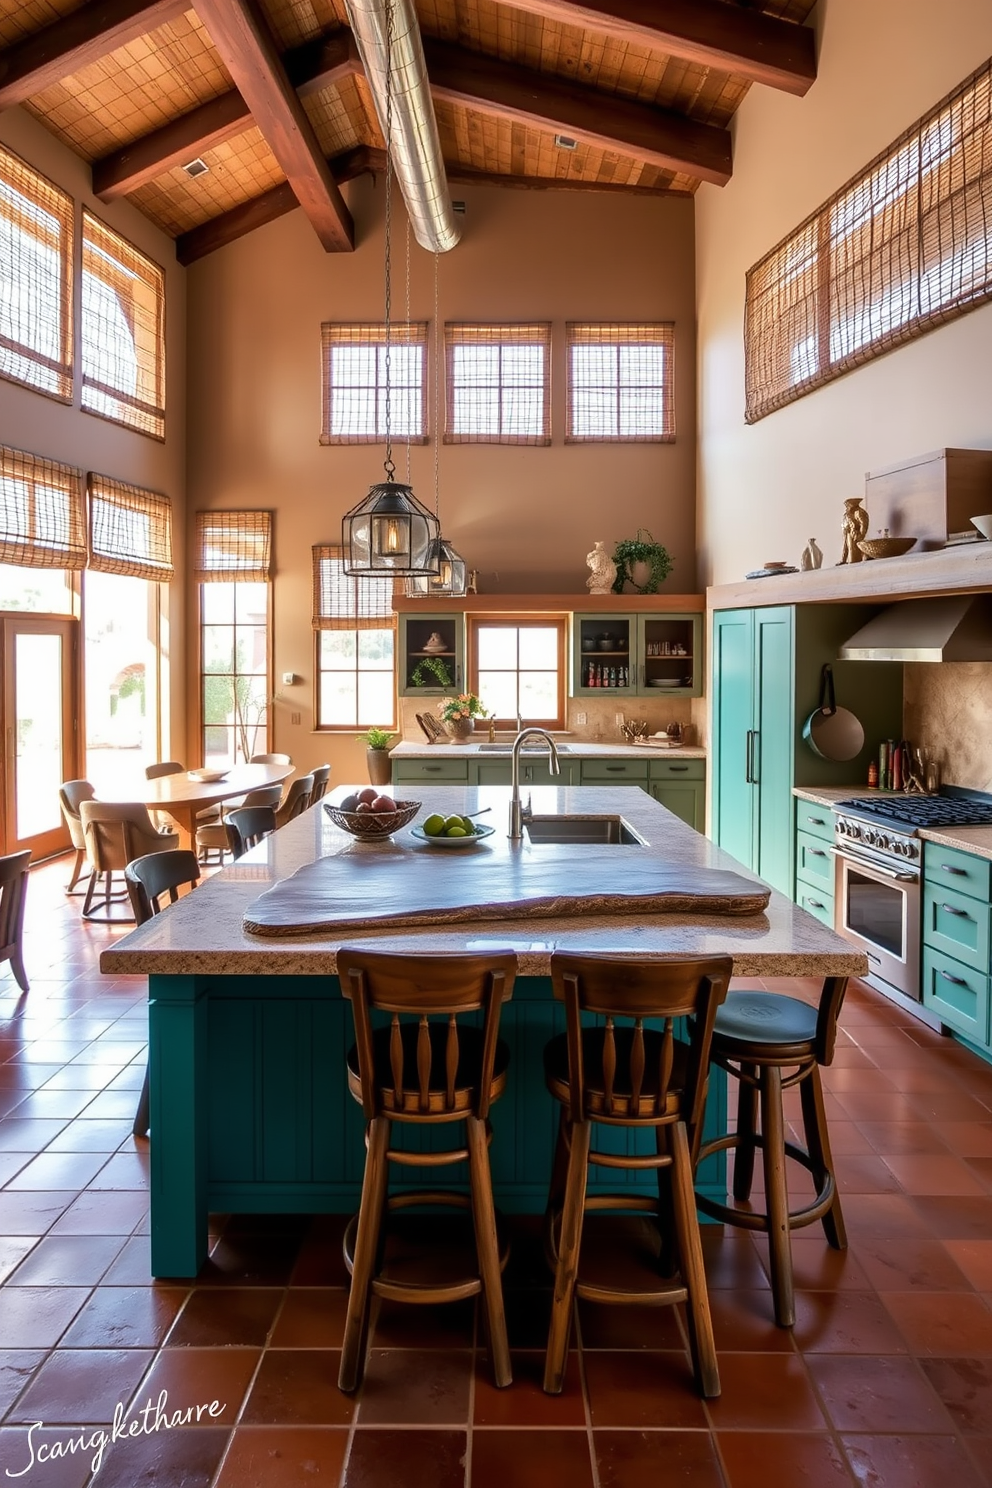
top-left (833, 792), bottom-right (992, 1013)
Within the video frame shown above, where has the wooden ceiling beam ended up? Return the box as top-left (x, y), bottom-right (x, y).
top-left (0, 0), bottom-right (189, 109)
top-left (444, 166), bottom-right (691, 197)
top-left (191, 0), bottom-right (353, 252)
top-left (492, 0), bottom-right (816, 97)
top-left (176, 145), bottom-right (380, 266)
top-left (423, 37), bottom-right (732, 186)
top-left (92, 28), bottom-right (360, 201)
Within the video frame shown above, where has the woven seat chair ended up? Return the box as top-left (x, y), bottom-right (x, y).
top-left (78, 802), bottom-right (179, 921)
top-left (58, 780), bottom-right (96, 894)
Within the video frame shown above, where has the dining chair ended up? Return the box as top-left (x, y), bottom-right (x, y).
top-left (0, 850), bottom-right (31, 993)
top-left (195, 784), bottom-right (283, 863)
top-left (541, 950), bottom-right (732, 1398)
top-left (309, 764), bottom-right (331, 802)
top-left (273, 773), bottom-right (314, 829)
top-left (145, 761), bottom-right (184, 780)
top-left (249, 752), bottom-right (292, 765)
top-left (78, 802), bottom-right (180, 921)
top-left (226, 805), bottom-right (277, 859)
top-left (125, 849), bottom-right (201, 1136)
top-left (58, 779), bottom-right (96, 894)
top-left (335, 947), bottom-right (517, 1393)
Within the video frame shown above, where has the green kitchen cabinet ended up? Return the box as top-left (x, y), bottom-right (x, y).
top-left (571, 611), bottom-right (703, 698)
top-left (712, 604), bottom-right (902, 898)
top-left (398, 613), bottom-right (464, 696)
top-left (471, 759), bottom-right (577, 787)
top-left (572, 613), bottom-right (637, 696)
top-left (922, 841), bottom-right (992, 1054)
top-left (649, 758), bottom-right (705, 831)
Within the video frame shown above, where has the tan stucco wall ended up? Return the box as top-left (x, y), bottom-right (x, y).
top-left (186, 180), bottom-right (697, 778)
top-left (0, 105), bottom-right (187, 762)
top-left (695, 0), bottom-right (992, 588)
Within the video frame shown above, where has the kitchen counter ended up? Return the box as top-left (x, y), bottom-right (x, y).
top-left (793, 785), bottom-right (992, 860)
top-left (390, 740), bottom-right (707, 760)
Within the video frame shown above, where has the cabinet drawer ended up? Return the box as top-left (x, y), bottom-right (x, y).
top-left (580, 758), bottom-right (649, 783)
top-left (924, 842), bottom-right (992, 902)
top-left (795, 803), bottom-right (835, 844)
top-left (797, 885), bottom-right (834, 928)
top-left (392, 758), bottom-right (469, 782)
top-left (648, 759), bottom-right (705, 782)
top-left (796, 830), bottom-right (834, 886)
top-left (922, 882), bottom-right (991, 972)
top-left (922, 946), bottom-right (990, 1044)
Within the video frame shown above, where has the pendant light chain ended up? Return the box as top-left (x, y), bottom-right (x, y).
top-left (405, 214), bottom-right (412, 487)
top-left (382, 0), bottom-right (394, 481)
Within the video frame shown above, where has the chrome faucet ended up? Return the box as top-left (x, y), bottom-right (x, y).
top-left (509, 727), bottom-right (561, 838)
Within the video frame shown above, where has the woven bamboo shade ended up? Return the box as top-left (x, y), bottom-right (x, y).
top-left (566, 323), bottom-right (675, 442)
top-left (0, 143), bottom-right (73, 404)
top-left (195, 511), bottom-right (272, 583)
top-left (746, 58), bottom-right (992, 423)
top-left (444, 323), bottom-right (552, 444)
top-left (320, 323), bottom-right (428, 444)
top-left (87, 473), bottom-right (173, 581)
top-left (312, 544), bottom-right (397, 631)
top-left (0, 443), bottom-right (86, 570)
top-left (81, 211), bottom-right (166, 440)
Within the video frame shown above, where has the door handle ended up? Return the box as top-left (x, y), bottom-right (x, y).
top-left (807, 815), bottom-right (826, 826)
top-left (939, 968), bottom-right (968, 986)
top-left (605, 766), bottom-right (625, 773)
top-left (807, 898), bottom-right (825, 910)
top-left (669, 765), bottom-right (688, 773)
top-left (940, 903), bottom-right (971, 918)
top-left (808, 848), bottom-right (828, 857)
top-left (425, 765), bottom-right (442, 773)
top-left (745, 729), bottom-right (754, 784)
top-left (939, 863), bottom-right (967, 875)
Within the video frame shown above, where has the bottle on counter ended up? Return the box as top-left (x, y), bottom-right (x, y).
top-left (867, 760), bottom-right (879, 788)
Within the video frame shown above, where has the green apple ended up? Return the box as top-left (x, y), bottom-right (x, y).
top-left (445, 825), bottom-right (468, 837)
top-left (423, 814), bottom-right (446, 837)
top-left (444, 815), bottom-right (464, 831)
top-left (459, 816), bottom-right (477, 835)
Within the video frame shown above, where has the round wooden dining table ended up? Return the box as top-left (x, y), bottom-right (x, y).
top-left (104, 762), bottom-right (295, 852)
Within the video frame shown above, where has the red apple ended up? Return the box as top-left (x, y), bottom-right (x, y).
top-left (371, 794), bottom-right (396, 813)
top-left (354, 801), bottom-right (372, 814)
top-left (356, 787), bottom-right (378, 805)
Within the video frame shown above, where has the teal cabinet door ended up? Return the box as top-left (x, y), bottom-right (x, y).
top-left (712, 609), bottom-right (756, 869)
top-left (753, 606), bottom-right (795, 895)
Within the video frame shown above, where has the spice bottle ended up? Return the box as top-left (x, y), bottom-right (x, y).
top-left (867, 760), bottom-right (879, 788)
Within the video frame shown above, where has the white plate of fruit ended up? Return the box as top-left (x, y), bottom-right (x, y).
top-left (410, 812), bottom-right (496, 848)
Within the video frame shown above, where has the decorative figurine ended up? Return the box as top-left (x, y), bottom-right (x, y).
top-left (800, 537), bottom-right (823, 571)
top-left (585, 540), bottom-right (617, 594)
top-left (840, 498), bottom-right (869, 563)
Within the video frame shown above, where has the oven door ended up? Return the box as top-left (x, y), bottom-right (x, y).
top-left (833, 847), bottom-right (921, 1000)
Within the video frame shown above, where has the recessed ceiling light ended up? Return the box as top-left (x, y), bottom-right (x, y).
top-left (554, 135), bottom-right (578, 151)
top-left (182, 158), bottom-right (209, 179)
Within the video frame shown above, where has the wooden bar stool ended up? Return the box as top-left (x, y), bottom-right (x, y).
top-left (542, 951), bottom-right (732, 1398)
top-left (694, 978), bottom-right (849, 1328)
top-left (335, 947), bottom-right (517, 1393)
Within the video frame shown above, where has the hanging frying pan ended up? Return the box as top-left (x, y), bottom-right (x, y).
top-left (802, 664), bottom-right (865, 761)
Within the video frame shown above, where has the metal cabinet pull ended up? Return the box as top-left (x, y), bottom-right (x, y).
top-left (745, 729), bottom-right (755, 784)
top-left (807, 898), bottom-right (825, 910)
top-left (669, 765), bottom-right (688, 772)
top-left (939, 968), bottom-right (968, 986)
top-left (809, 848), bottom-right (827, 858)
top-left (606, 766), bottom-right (625, 773)
top-left (940, 903), bottom-right (971, 917)
top-left (425, 766), bottom-right (442, 773)
top-left (807, 815), bottom-right (826, 826)
top-left (940, 863), bottom-right (967, 875)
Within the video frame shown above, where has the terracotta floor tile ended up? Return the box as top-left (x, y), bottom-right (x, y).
top-left (98, 1235), bottom-right (156, 1285)
top-left (268, 1287), bottom-right (348, 1348)
top-left (882, 1293), bottom-right (992, 1355)
top-left (8, 1091), bottom-right (97, 1120)
top-left (214, 1425), bottom-right (349, 1487)
top-left (919, 1357), bottom-right (992, 1432)
top-left (583, 1349), bottom-right (709, 1428)
top-left (59, 1285), bottom-right (187, 1349)
top-left (793, 1290), bottom-right (909, 1353)
top-left (0, 1237), bottom-right (36, 1285)
top-left (596, 1429), bottom-right (725, 1488)
top-left (199, 1235), bottom-right (301, 1287)
top-left (700, 1230), bottom-right (770, 1290)
top-left (706, 1289), bottom-right (796, 1352)
top-left (358, 1348), bottom-right (473, 1425)
top-left (883, 1153), bottom-right (988, 1196)
top-left (0, 1350), bottom-right (44, 1416)
top-left (344, 1429), bottom-right (466, 1488)
top-left (705, 1353), bottom-right (827, 1431)
top-left (859, 1119), bottom-right (952, 1155)
top-left (829, 1192), bottom-right (930, 1237)
top-left (84, 1149), bottom-right (149, 1189)
top-left (578, 1296), bottom-right (684, 1349)
top-left (167, 1287), bottom-right (283, 1347)
top-left (473, 1350), bottom-right (584, 1426)
top-left (5, 1234), bottom-right (124, 1287)
top-left (835, 1154), bottom-right (904, 1193)
top-left (809, 1353), bottom-right (957, 1433)
top-left (242, 1350), bottom-right (354, 1426)
top-left (834, 1091), bottom-right (919, 1122)
top-left (813, 1120), bottom-right (876, 1156)
top-left (856, 1234), bottom-right (972, 1292)
top-left (934, 1124), bottom-right (992, 1158)
top-left (0, 1425), bottom-right (95, 1487)
top-left (769, 1235), bottom-right (873, 1292)
top-left (9, 1347), bottom-right (153, 1425)
top-left (913, 1196), bottom-right (992, 1240)
top-left (75, 1424), bottom-right (231, 1488)
top-left (0, 1119), bottom-right (67, 1151)
top-left (49, 1189), bottom-right (147, 1236)
top-left (841, 1433), bottom-right (987, 1488)
top-left (44, 1119), bottom-right (132, 1152)
top-left (135, 1346), bottom-right (260, 1428)
top-left (0, 1190), bottom-right (74, 1235)
top-left (372, 1295), bottom-right (477, 1349)
top-left (471, 1429), bottom-right (592, 1488)
top-left (0, 1287), bottom-right (90, 1347)
top-left (717, 1432), bottom-right (855, 1487)
top-left (944, 1242), bottom-right (992, 1292)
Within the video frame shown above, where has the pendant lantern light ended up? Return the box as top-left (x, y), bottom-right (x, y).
top-left (342, 0), bottom-right (440, 579)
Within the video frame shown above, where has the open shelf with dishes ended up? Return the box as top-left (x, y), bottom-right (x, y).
top-left (398, 614), bottom-right (464, 695)
top-left (571, 612), bottom-right (702, 697)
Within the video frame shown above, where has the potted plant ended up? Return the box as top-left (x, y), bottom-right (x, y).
top-left (439, 692), bottom-right (487, 742)
top-left (611, 531), bottom-right (674, 594)
top-left (361, 727), bottom-right (396, 787)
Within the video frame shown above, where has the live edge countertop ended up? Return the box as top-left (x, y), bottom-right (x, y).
top-left (101, 786), bottom-right (865, 980)
top-left (794, 785), bottom-right (992, 864)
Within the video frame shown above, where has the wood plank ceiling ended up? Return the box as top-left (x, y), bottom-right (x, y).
top-left (0, 0), bottom-right (817, 264)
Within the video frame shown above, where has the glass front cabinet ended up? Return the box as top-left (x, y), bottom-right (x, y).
top-left (571, 612), bottom-right (702, 698)
top-left (398, 613), bottom-right (464, 697)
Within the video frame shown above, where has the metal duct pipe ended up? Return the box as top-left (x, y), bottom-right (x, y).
top-left (344, 0), bottom-right (461, 253)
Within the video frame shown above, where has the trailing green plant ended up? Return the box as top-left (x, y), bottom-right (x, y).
top-left (361, 727), bottom-right (395, 750)
top-left (410, 655), bottom-right (452, 688)
top-left (611, 530), bottom-right (673, 595)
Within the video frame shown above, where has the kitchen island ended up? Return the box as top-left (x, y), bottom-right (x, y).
top-left (101, 786), bottom-right (867, 1277)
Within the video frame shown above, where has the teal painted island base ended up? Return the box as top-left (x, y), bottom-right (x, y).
top-left (149, 970), bottom-right (728, 1278)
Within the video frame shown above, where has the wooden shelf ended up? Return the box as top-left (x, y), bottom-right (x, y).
top-left (708, 546), bottom-right (992, 610)
top-left (394, 593), bottom-right (704, 614)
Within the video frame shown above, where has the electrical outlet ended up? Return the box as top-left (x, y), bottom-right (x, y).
top-left (281, 671), bottom-right (296, 685)
top-left (616, 712), bottom-right (625, 727)
top-left (574, 712), bottom-right (587, 726)
top-left (290, 712), bottom-right (301, 725)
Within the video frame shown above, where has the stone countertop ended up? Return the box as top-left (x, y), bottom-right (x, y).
top-left (391, 740), bottom-right (707, 760)
top-left (793, 786), bottom-right (992, 861)
top-left (101, 786), bottom-right (865, 980)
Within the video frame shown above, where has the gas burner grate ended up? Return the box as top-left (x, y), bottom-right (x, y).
top-left (837, 796), bottom-right (992, 829)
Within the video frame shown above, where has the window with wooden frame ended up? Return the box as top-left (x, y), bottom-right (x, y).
top-left (566, 323), bottom-right (675, 442)
top-left (313, 545), bottom-right (396, 730)
top-left (0, 144), bottom-right (73, 403)
top-left (320, 323), bottom-right (428, 443)
top-left (445, 324), bottom-right (552, 444)
top-left (0, 442), bottom-right (86, 573)
top-left (82, 210), bottom-right (166, 440)
top-left (87, 474), bottom-right (173, 581)
top-left (469, 616), bottom-right (566, 730)
top-left (195, 511), bottom-right (273, 767)
top-left (746, 58), bottom-right (992, 423)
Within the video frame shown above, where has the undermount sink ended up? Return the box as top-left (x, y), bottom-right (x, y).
top-left (524, 814), bottom-right (644, 845)
top-left (479, 742), bottom-right (571, 753)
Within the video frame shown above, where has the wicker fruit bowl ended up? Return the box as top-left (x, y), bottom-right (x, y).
top-left (323, 799), bottom-right (420, 839)
top-left (857, 535), bottom-right (916, 559)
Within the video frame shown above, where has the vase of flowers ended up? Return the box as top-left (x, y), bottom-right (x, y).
top-left (440, 692), bottom-right (487, 742)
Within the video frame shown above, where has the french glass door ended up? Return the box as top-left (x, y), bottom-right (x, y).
top-left (1, 616), bottom-right (77, 857)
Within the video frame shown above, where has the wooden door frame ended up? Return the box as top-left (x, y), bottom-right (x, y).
top-left (1, 614), bottom-right (78, 858)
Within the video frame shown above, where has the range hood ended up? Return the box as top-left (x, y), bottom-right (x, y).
top-left (839, 595), bottom-right (992, 662)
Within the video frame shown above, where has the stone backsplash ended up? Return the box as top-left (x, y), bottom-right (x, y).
top-left (399, 692), bottom-right (706, 746)
top-left (903, 662), bottom-right (992, 792)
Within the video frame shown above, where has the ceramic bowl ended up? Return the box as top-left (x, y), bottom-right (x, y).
top-left (857, 535), bottom-right (916, 559)
top-left (323, 799), bottom-right (420, 838)
top-left (971, 514), bottom-right (992, 541)
top-left (187, 768), bottom-right (229, 783)
top-left (410, 823), bottom-right (496, 849)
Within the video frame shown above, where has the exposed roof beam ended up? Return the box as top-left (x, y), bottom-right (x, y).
top-left (176, 145), bottom-right (379, 265)
top-left (444, 166), bottom-right (692, 197)
top-left (423, 37), bottom-right (732, 186)
top-left (0, 0), bottom-right (189, 109)
top-left (191, 0), bottom-right (353, 251)
top-left (93, 28), bottom-right (360, 201)
top-left (492, 0), bottom-right (816, 97)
